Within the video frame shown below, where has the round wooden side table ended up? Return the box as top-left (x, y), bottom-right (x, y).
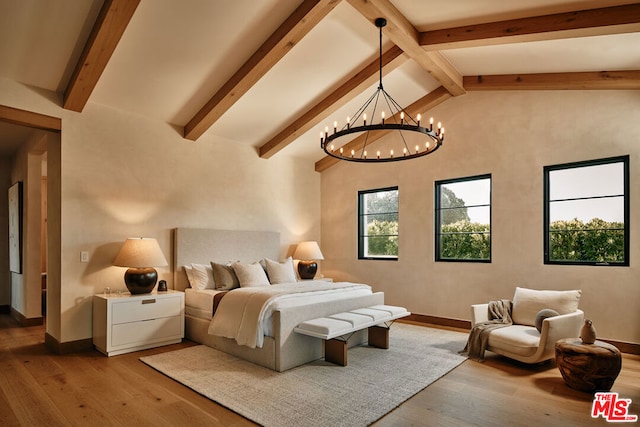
top-left (555, 338), bottom-right (622, 393)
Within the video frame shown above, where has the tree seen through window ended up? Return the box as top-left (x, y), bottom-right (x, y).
top-left (436, 175), bottom-right (491, 262)
top-left (358, 187), bottom-right (398, 259)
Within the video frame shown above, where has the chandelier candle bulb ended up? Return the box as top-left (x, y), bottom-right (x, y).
top-left (416, 145), bottom-right (419, 153)
top-left (334, 121), bottom-right (337, 133)
top-left (363, 113), bottom-right (367, 126)
top-left (390, 149), bottom-right (394, 158)
top-left (430, 117), bottom-right (434, 130)
top-left (400, 112), bottom-right (404, 124)
top-left (381, 111), bottom-right (385, 124)
top-left (340, 147), bottom-right (343, 155)
top-left (377, 151), bottom-right (380, 159)
top-left (417, 114), bottom-right (421, 126)
top-left (347, 117), bottom-right (350, 129)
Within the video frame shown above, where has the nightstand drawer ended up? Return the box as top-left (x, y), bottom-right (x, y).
top-left (111, 315), bottom-right (182, 347)
top-left (112, 295), bottom-right (182, 324)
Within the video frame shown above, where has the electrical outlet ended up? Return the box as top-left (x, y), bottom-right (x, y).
top-left (80, 251), bottom-right (89, 263)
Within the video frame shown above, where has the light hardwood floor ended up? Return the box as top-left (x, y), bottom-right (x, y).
top-left (1, 315), bottom-right (638, 426)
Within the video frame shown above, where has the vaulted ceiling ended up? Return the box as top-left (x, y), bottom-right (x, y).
top-left (1, 0), bottom-right (639, 170)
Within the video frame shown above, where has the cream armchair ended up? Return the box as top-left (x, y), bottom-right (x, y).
top-left (470, 287), bottom-right (584, 364)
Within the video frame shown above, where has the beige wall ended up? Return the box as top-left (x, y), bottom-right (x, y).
top-left (1, 78), bottom-right (321, 344)
top-left (321, 90), bottom-right (640, 344)
top-left (1, 78), bottom-right (638, 346)
top-left (57, 103), bottom-right (321, 342)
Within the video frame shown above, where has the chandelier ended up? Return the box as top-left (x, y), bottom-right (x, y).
top-left (320, 18), bottom-right (445, 163)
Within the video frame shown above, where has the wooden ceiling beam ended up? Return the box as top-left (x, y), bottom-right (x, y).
top-left (0, 105), bottom-right (61, 132)
top-left (63, 0), bottom-right (140, 112)
top-left (315, 86), bottom-right (451, 172)
top-left (420, 4), bottom-right (640, 50)
top-left (183, 0), bottom-right (341, 141)
top-left (259, 46), bottom-right (406, 159)
top-left (464, 70), bottom-right (640, 91)
top-left (347, 0), bottom-right (465, 97)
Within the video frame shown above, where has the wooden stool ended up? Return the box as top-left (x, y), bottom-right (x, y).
top-left (555, 338), bottom-right (622, 393)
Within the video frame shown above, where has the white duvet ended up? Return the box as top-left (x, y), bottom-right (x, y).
top-left (207, 281), bottom-right (372, 348)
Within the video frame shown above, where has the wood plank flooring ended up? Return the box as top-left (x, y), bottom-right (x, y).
top-left (1, 315), bottom-right (638, 426)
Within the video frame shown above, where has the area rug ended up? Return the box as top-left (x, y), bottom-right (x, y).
top-left (140, 323), bottom-right (467, 427)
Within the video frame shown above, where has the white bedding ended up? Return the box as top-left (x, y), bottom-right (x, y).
top-left (184, 288), bottom-right (224, 320)
top-left (207, 281), bottom-right (372, 348)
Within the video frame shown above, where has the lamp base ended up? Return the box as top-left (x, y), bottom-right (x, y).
top-left (124, 267), bottom-right (158, 294)
top-left (297, 261), bottom-right (318, 280)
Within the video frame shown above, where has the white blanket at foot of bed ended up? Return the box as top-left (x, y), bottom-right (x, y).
top-left (208, 281), bottom-right (372, 348)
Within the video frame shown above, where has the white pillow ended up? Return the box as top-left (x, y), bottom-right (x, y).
top-left (512, 287), bottom-right (581, 326)
top-left (183, 265), bottom-right (196, 288)
top-left (265, 257), bottom-right (297, 284)
top-left (189, 263), bottom-right (215, 290)
top-left (232, 262), bottom-right (270, 287)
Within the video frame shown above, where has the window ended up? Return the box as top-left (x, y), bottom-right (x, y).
top-left (435, 174), bottom-right (491, 262)
top-left (358, 187), bottom-right (398, 260)
top-left (544, 156), bottom-right (629, 266)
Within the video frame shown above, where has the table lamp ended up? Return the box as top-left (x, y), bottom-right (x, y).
top-left (293, 241), bottom-right (324, 280)
top-left (113, 237), bottom-right (168, 294)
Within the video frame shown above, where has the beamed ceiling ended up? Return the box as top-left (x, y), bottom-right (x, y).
top-left (1, 0), bottom-right (639, 169)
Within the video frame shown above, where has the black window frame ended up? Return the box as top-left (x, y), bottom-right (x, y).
top-left (358, 186), bottom-right (399, 261)
top-left (435, 174), bottom-right (492, 263)
top-left (543, 155), bottom-right (629, 266)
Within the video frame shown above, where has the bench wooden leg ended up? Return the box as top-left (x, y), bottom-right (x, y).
top-left (368, 325), bottom-right (390, 349)
top-left (325, 339), bottom-right (347, 366)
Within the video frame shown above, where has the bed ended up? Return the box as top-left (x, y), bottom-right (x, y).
top-left (172, 228), bottom-right (385, 371)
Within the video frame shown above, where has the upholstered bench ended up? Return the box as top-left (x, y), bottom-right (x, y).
top-left (294, 305), bottom-right (410, 366)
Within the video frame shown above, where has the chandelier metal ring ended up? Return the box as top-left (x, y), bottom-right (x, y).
top-left (320, 17), bottom-right (445, 163)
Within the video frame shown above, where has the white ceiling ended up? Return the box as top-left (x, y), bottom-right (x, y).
top-left (1, 0), bottom-right (639, 161)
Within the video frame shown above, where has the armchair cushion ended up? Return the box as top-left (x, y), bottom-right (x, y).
top-left (487, 325), bottom-right (541, 357)
top-left (512, 287), bottom-right (581, 327)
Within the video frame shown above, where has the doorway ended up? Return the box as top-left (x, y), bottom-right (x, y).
top-left (0, 107), bottom-right (60, 328)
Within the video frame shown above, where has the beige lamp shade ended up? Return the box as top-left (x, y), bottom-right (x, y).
top-left (293, 241), bottom-right (324, 260)
top-left (113, 238), bottom-right (168, 268)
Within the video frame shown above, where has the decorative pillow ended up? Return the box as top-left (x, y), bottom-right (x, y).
top-left (264, 257), bottom-right (297, 284)
top-left (188, 263), bottom-right (215, 290)
top-left (534, 308), bottom-right (559, 333)
top-left (211, 262), bottom-right (240, 290)
top-left (232, 262), bottom-right (270, 287)
top-left (183, 265), bottom-right (196, 288)
top-left (512, 287), bottom-right (581, 327)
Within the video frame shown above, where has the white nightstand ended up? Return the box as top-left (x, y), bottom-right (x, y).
top-left (92, 289), bottom-right (184, 356)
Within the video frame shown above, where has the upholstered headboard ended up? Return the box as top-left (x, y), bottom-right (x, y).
top-left (172, 228), bottom-right (280, 291)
